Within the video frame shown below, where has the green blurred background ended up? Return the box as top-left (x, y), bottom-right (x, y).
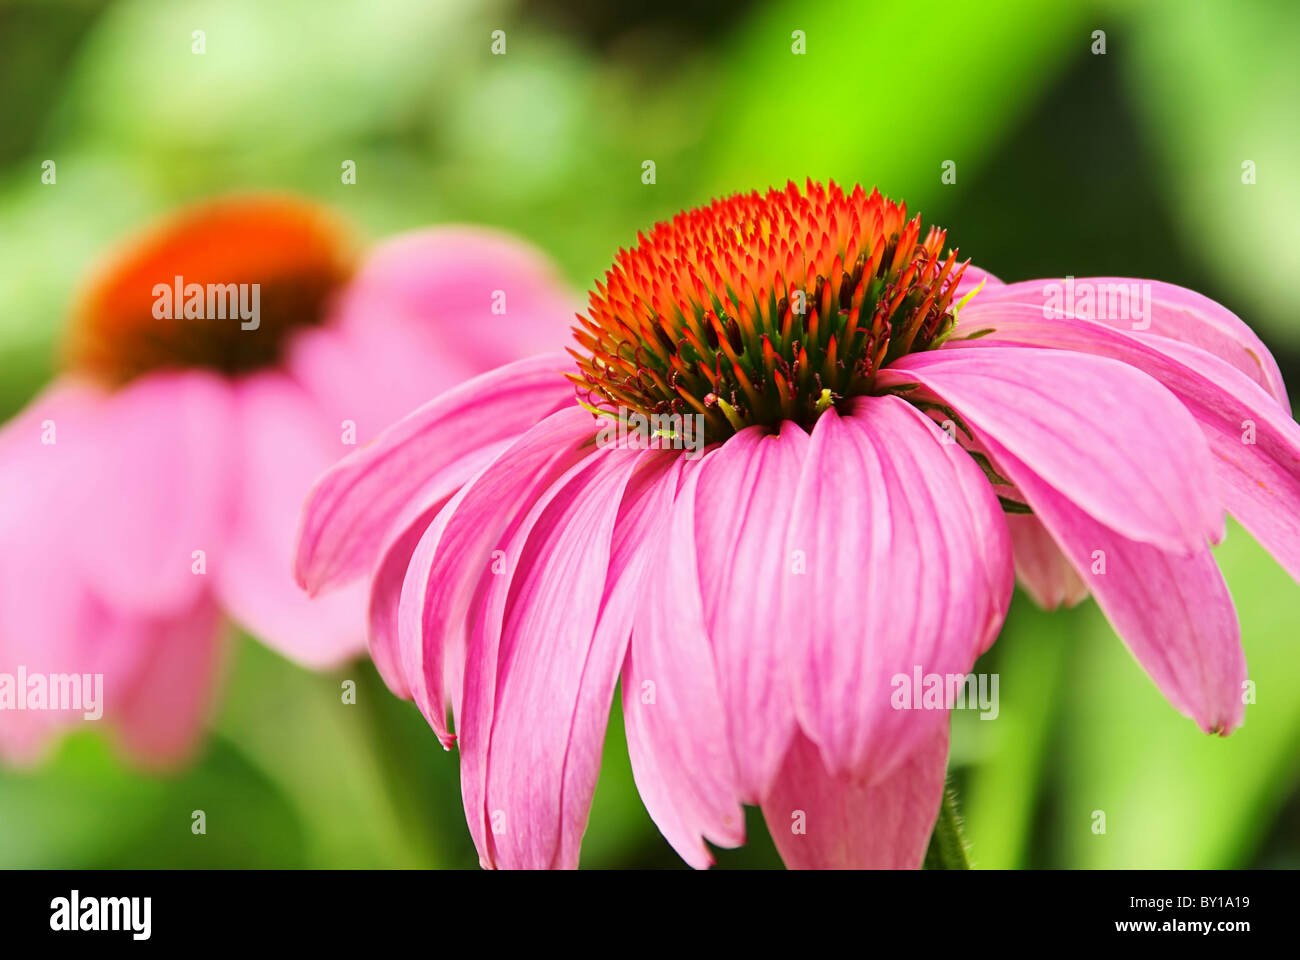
top-left (1, 0), bottom-right (1298, 868)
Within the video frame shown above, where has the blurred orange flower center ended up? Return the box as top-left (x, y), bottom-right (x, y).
top-left (64, 196), bottom-right (355, 385)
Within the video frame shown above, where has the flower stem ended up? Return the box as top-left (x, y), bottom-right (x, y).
top-left (923, 786), bottom-right (971, 869)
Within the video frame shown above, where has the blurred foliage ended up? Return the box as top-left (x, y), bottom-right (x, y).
top-left (707, 0), bottom-right (1087, 204)
top-left (1, 0), bottom-right (1298, 869)
top-left (1118, 0), bottom-right (1300, 349)
top-left (1055, 520), bottom-right (1300, 869)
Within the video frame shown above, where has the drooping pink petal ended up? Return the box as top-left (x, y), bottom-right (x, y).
top-left (879, 347), bottom-right (1222, 554)
top-left (761, 726), bottom-right (950, 869)
top-left (294, 353), bottom-right (574, 595)
top-left (113, 593), bottom-right (226, 769)
top-left (366, 439), bottom-right (511, 698)
top-left (214, 371), bottom-right (366, 668)
top-left (0, 382), bottom-right (104, 632)
top-left (286, 319), bottom-right (459, 452)
top-left (0, 383), bottom-right (113, 762)
top-left (1006, 514), bottom-right (1089, 609)
top-left (622, 456), bottom-right (746, 869)
top-left (1, 591), bottom-right (195, 767)
top-left (470, 449), bottom-right (676, 869)
top-left (692, 423), bottom-right (810, 802)
top-left (1, 381), bottom-right (231, 767)
top-left (458, 446), bottom-right (633, 868)
top-left (394, 486), bottom-right (475, 728)
top-left (0, 377), bottom-right (105, 533)
top-left (289, 227), bottom-right (579, 442)
top-left (396, 406), bottom-right (597, 745)
top-left (551, 451), bottom-right (679, 870)
top-left (1155, 339), bottom-right (1300, 587)
top-left (331, 227), bottom-right (581, 375)
top-left (944, 306), bottom-right (1300, 587)
top-left (72, 370), bottom-right (236, 617)
top-left (784, 398), bottom-right (1012, 780)
top-left (969, 278), bottom-right (1289, 411)
top-left (366, 529), bottom-right (425, 700)
top-left (983, 436), bottom-right (1245, 734)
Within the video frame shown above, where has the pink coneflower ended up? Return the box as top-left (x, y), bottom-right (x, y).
top-left (0, 195), bottom-right (575, 766)
top-left (296, 180), bottom-right (1299, 869)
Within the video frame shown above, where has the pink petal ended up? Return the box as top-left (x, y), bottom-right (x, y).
top-left (0, 378), bottom-right (105, 534)
top-left (0, 382), bottom-right (104, 623)
top-left (394, 485), bottom-right (475, 730)
top-left (785, 398), bottom-right (1013, 779)
top-left (214, 371), bottom-right (365, 667)
top-left (623, 456), bottom-right (746, 868)
top-left (367, 439), bottom-right (511, 698)
top-left (1006, 514), bottom-right (1089, 609)
top-left (1, 381), bottom-right (235, 767)
top-left (0, 383), bottom-right (151, 762)
top-left (1143, 338), bottom-right (1300, 588)
top-left (469, 450), bottom-right (679, 870)
top-left (72, 371), bottom-right (236, 617)
top-left (880, 347), bottom-right (1222, 554)
top-left (970, 278), bottom-right (1289, 412)
top-left (289, 227), bottom-right (578, 442)
top-left (332, 227), bottom-right (581, 375)
top-left (945, 306), bottom-right (1300, 588)
top-left (985, 436), bottom-right (1245, 734)
top-left (4, 384), bottom-right (226, 767)
top-left (366, 529), bottom-right (423, 699)
top-left (459, 446), bottom-right (635, 868)
top-left (285, 320), bottom-right (465, 450)
top-left (693, 424), bottom-right (810, 801)
top-left (113, 594), bottom-right (226, 769)
top-left (549, 452), bottom-right (679, 869)
top-left (397, 406), bottom-right (597, 745)
top-left (761, 726), bottom-right (949, 869)
top-left (294, 353), bottom-right (574, 595)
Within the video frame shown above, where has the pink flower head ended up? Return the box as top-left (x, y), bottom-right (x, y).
top-left (296, 180), bottom-right (1298, 868)
top-left (0, 195), bottom-right (576, 767)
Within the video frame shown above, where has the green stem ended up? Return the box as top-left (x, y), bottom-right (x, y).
top-left (923, 785), bottom-right (971, 869)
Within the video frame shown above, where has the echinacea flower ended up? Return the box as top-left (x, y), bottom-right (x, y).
top-left (295, 180), bottom-right (1299, 869)
top-left (0, 195), bottom-right (575, 766)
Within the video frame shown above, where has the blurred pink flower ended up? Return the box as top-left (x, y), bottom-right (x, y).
top-left (297, 181), bottom-right (1299, 869)
top-left (0, 196), bottom-right (576, 767)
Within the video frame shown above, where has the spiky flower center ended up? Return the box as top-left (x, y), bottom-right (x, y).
top-left (569, 180), bottom-right (968, 442)
top-left (64, 196), bottom-right (355, 385)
